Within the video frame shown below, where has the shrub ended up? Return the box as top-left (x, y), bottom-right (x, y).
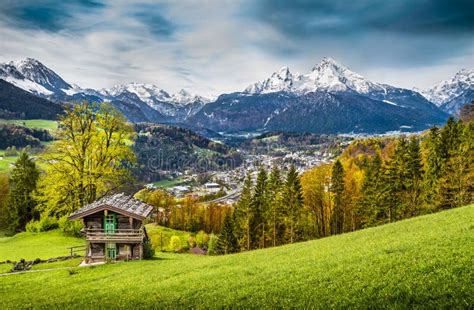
top-left (143, 240), bottom-right (155, 259)
top-left (58, 216), bottom-right (83, 237)
top-left (207, 234), bottom-right (218, 255)
top-left (25, 216), bottom-right (58, 232)
top-left (168, 235), bottom-right (182, 252)
top-left (196, 230), bottom-right (210, 248)
top-left (187, 236), bottom-right (196, 248)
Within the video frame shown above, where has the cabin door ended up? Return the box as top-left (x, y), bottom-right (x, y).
top-left (104, 213), bottom-right (116, 234)
top-left (106, 243), bottom-right (116, 260)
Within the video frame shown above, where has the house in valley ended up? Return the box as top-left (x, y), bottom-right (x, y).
top-left (68, 193), bottom-right (154, 263)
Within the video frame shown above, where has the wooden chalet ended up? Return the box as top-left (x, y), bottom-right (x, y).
top-left (69, 193), bottom-right (154, 263)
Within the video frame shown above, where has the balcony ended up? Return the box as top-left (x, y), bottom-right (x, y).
top-left (85, 228), bottom-right (144, 243)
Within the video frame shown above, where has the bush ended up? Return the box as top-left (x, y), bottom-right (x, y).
top-left (143, 240), bottom-right (155, 259)
top-left (187, 236), bottom-right (196, 248)
top-left (207, 234), bottom-right (218, 255)
top-left (25, 216), bottom-right (58, 233)
top-left (196, 230), bottom-right (210, 248)
top-left (58, 216), bottom-right (83, 237)
top-left (168, 235), bottom-right (182, 252)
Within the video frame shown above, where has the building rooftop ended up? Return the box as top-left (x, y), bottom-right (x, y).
top-left (69, 193), bottom-right (154, 221)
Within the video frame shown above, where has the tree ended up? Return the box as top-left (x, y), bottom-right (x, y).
top-left (437, 122), bottom-right (474, 209)
top-left (404, 137), bottom-right (423, 217)
top-left (459, 100), bottom-right (474, 123)
top-left (0, 175), bottom-right (10, 231)
top-left (250, 167), bottom-right (267, 248)
top-left (266, 165), bottom-right (284, 246)
top-left (282, 164), bottom-right (303, 243)
top-left (234, 173), bottom-right (253, 250)
top-left (358, 153), bottom-right (383, 228)
top-left (330, 160), bottom-right (345, 235)
top-left (381, 137), bottom-right (410, 222)
top-left (7, 152), bottom-right (40, 232)
top-left (37, 102), bottom-right (135, 217)
top-left (301, 164), bottom-right (331, 238)
top-left (216, 213), bottom-right (238, 254)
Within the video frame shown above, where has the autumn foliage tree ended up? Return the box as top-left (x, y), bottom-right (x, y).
top-left (37, 102), bottom-right (135, 217)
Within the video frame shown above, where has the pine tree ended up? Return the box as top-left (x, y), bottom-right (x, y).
top-left (266, 165), bottom-right (283, 246)
top-left (250, 167), bottom-right (267, 248)
top-left (437, 121), bottom-right (474, 209)
top-left (283, 164), bottom-right (303, 243)
top-left (404, 136), bottom-right (423, 217)
top-left (358, 153), bottom-right (383, 228)
top-left (234, 173), bottom-right (253, 250)
top-left (422, 126), bottom-right (442, 207)
top-left (330, 160), bottom-right (345, 235)
top-left (7, 152), bottom-right (40, 233)
top-left (381, 137), bottom-right (409, 222)
top-left (216, 213), bottom-right (238, 254)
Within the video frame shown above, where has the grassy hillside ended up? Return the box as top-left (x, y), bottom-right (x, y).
top-left (0, 205), bottom-right (472, 308)
top-left (145, 223), bottom-right (193, 251)
top-left (0, 119), bottom-right (58, 131)
top-left (0, 230), bottom-right (84, 261)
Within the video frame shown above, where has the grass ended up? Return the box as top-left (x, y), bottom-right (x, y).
top-left (0, 151), bottom-right (18, 173)
top-left (0, 119), bottom-right (58, 131)
top-left (145, 223), bottom-right (193, 251)
top-left (0, 230), bottom-right (84, 262)
top-left (0, 205), bottom-right (472, 308)
top-left (152, 177), bottom-right (187, 188)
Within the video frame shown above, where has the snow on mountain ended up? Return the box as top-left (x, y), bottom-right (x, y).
top-left (0, 62), bottom-right (54, 96)
top-left (11, 58), bottom-right (72, 93)
top-left (245, 57), bottom-right (387, 95)
top-left (245, 66), bottom-right (294, 94)
top-left (420, 68), bottom-right (473, 106)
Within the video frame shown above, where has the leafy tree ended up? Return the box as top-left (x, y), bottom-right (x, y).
top-left (7, 152), bottom-right (40, 233)
top-left (169, 235), bottom-right (182, 252)
top-left (283, 164), bottom-right (303, 243)
top-left (37, 102), bottom-right (135, 217)
top-left (216, 213), bottom-right (238, 254)
top-left (207, 233), bottom-right (219, 255)
top-left (301, 164), bottom-right (331, 238)
top-left (330, 160), bottom-right (345, 234)
top-left (0, 175), bottom-right (9, 230)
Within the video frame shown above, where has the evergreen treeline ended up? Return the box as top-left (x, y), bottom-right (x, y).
top-left (215, 117), bottom-right (473, 254)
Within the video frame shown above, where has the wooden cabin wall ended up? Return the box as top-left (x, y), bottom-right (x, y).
top-left (83, 210), bottom-right (143, 230)
top-left (84, 212), bottom-right (104, 229)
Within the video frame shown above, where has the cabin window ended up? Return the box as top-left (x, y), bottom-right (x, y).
top-left (104, 213), bottom-right (116, 234)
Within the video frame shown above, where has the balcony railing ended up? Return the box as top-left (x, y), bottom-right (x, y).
top-left (85, 228), bottom-right (144, 242)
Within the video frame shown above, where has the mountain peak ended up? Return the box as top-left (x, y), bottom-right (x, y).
top-left (246, 57), bottom-right (384, 95)
top-left (421, 67), bottom-right (473, 106)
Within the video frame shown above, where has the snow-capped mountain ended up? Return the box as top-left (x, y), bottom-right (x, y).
top-left (245, 57), bottom-right (386, 95)
top-left (190, 57), bottom-right (448, 134)
top-left (0, 58), bottom-right (211, 122)
top-left (99, 83), bottom-right (210, 120)
top-left (420, 68), bottom-right (473, 114)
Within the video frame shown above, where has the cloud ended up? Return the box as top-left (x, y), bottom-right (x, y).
top-left (0, 0), bottom-right (105, 32)
top-left (254, 0), bottom-right (474, 37)
top-left (0, 0), bottom-right (472, 94)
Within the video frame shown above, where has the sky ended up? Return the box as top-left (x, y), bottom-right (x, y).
top-left (0, 0), bottom-right (473, 96)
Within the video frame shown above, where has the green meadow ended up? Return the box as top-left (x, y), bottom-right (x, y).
top-left (0, 205), bottom-right (472, 309)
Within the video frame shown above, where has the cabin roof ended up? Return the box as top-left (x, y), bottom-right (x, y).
top-left (68, 193), bottom-right (154, 221)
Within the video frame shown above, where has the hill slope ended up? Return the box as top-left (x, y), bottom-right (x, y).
top-left (0, 79), bottom-right (63, 120)
top-left (0, 205), bottom-right (472, 308)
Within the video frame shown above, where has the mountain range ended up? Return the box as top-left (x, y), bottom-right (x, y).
top-left (0, 57), bottom-right (472, 134)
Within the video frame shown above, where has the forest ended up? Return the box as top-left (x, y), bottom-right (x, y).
top-left (0, 101), bottom-right (472, 257)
